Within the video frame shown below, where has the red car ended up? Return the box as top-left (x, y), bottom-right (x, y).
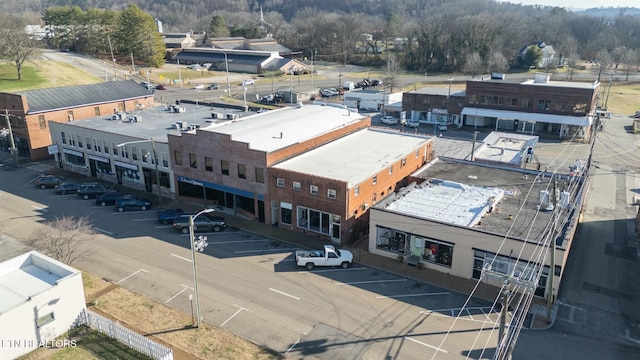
top-left (155, 84), bottom-right (167, 90)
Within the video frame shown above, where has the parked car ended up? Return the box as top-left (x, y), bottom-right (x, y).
top-left (193, 84), bottom-right (204, 90)
top-left (242, 79), bottom-right (255, 86)
top-left (381, 115), bottom-right (398, 125)
top-left (157, 208), bottom-right (190, 224)
top-left (320, 89), bottom-right (334, 97)
top-left (172, 213), bottom-right (226, 234)
top-left (406, 119), bottom-right (420, 128)
top-left (77, 183), bottom-right (114, 200)
top-left (35, 175), bottom-right (66, 189)
top-left (207, 83), bottom-right (220, 90)
top-left (155, 84), bottom-right (167, 90)
top-left (438, 124), bottom-right (448, 131)
top-left (115, 196), bottom-right (152, 212)
top-left (53, 182), bottom-right (82, 194)
top-left (95, 192), bottom-right (125, 206)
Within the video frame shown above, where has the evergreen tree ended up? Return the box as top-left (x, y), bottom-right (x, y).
top-left (209, 15), bottom-right (230, 38)
top-left (115, 4), bottom-right (165, 67)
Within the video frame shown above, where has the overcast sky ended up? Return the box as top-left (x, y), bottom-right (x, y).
top-left (500, 0), bottom-right (638, 9)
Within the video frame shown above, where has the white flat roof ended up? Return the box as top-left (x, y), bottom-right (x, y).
top-left (385, 179), bottom-right (504, 227)
top-left (461, 107), bottom-right (592, 127)
top-left (273, 128), bottom-right (431, 186)
top-left (475, 132), bottom-right (538, 164)
top-left (0, 251), bottom-right (77, 313)
top-left (202, 104), bottom-right (365, 152)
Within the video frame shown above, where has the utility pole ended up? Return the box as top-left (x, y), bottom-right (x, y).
top-left (470, 131), bottom-right (478, 161)
top-left (130, 53), bottom-right (135, 73)
top-left (3, 109), bottom-right (18, 167)
top-left (546, 178), bottom-right (557, 323)
top-left (482, 260), bottom-right (536, 360)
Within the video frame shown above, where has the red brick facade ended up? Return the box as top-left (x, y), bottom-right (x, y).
top-left (0, 92), bottom-right (153, 160)
top-left (168, 116), bottom-right (372, 224)
top-left (268, 140), bottom-right (432, 245)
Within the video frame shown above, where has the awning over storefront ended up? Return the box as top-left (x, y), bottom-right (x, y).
top-left (461, 107), bottom-right (592, 127)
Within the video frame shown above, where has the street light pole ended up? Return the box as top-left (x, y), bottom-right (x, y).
top-left (150, 138), bottom-right (162, 208)
top-left (3, 109), bottom-right (19, 167)
top-left (190, 208), bottom-right (215, 328)
top-left (224, 53), bottom-right (231, 99)
top-left (447, 77), bottom-right (453, 125)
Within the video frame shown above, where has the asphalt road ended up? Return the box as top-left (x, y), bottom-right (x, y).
top-left (0, 162), bottom-right (502, 359)
top-left (5, 53), bottom-right (640, 359)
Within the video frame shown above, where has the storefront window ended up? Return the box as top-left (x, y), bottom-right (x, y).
top-left (116, 165), bottom-right (140, 181)
top-left (422, 239), bottom-right (453, 267)
top-left (375, 226), bottom-right (407, 255)
top-left (65, 153), bottom-right (85, 166)
top-left (296, 206), bottom-right (333, 236)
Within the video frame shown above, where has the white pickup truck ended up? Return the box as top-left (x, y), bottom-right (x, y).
top-left (295, 245), bottom-right (353, 270)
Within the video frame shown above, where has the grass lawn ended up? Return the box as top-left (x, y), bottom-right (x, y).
top-left (19, 326), bottom-right (155, 360)
top-left (0, 60), bottom-right (101, 92)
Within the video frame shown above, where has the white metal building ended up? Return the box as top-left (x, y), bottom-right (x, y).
top-left (343, 89), bottom-right (402, 112)
top-left (0, 251), bottom-right (86, 359)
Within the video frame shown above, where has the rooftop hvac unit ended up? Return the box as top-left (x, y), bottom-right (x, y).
top-left (560, 191), bottom-right (570, 208)
top-left (227, 113), bottom-right (238, 120)
top-left (539, 190), bottom-right (549, 206)
top-left (176, 107), bottom-right (186, 113)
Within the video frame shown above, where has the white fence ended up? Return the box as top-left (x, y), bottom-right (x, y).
top-left (76, 309), bottom-right (173, 360)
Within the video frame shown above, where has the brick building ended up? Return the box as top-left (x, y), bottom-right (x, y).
top-left (403, 73), bottom-right (600, 141)
top-left (270, 128), bottom-right (432, 244)
top-left (168, 104), bottom-right (370, 225)
top-left (0, 81), bottom-right (154, 160)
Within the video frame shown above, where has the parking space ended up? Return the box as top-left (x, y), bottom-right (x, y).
top-left (13, 166), bottom-right (501, 359)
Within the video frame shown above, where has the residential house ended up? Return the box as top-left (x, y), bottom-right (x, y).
top-left (517, 41), bottom-right (557, 69)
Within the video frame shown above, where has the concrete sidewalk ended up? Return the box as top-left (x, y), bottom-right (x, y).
top-left (30, 155), bottom-right (552, 330)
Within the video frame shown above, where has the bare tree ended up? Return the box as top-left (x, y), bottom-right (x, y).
top-left (384, 53), bottom-right (404, 93)
top-left (23, 216), bottom-right (94, 265)
top-left (0, 15), bottom-right (41, 80)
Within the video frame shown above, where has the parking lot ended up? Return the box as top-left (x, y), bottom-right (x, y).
top-left (0, 164), bottom-right (501, 359)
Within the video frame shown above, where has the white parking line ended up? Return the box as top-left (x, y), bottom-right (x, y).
top-left (220, 304), bottom-right (251, 327)
top-left (117, 269), bottom-right (149, 284)
top-left (94, 227), bottom-right (114, 235)
top-left (210, 239), bottom-right (270, 244)
top-left (376, 292), bottom-right (450, 299)
top-left (269, 288), bottom-right (300, 300)
top-left (111, 211), bottom-right (151, 215)
top-left (335, 279), bottom-right (407, 286)
top-left (165, 285), bottom-right (188, 303)
top-left (286, 337), bottom-right (301, 355)
top-left (299, 267), bottom-right (366, 273)
top-left (235, 248), bottom-right (298, 254)
top-left (171, 253), bottom-right (192, 262)
top-left (404, 336), bottom-right (448, 353)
